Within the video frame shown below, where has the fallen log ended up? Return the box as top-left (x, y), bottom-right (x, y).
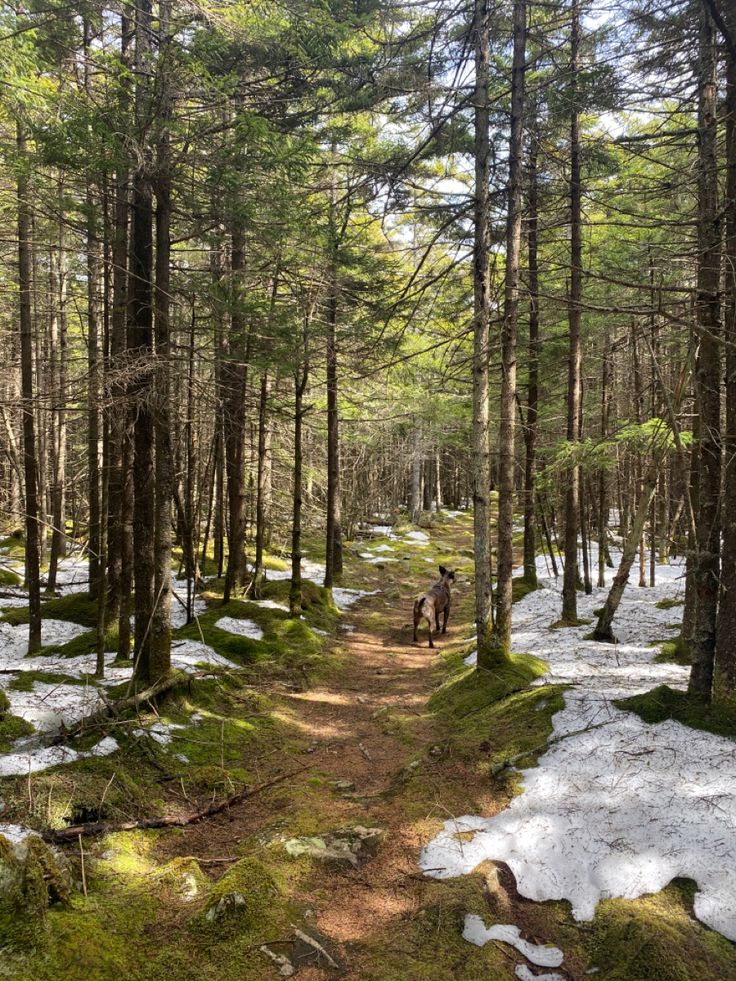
top-left (42, 764), bottom-right (308, 843)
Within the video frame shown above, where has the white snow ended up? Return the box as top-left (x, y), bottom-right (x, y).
top-left (0, 823), bottom-right (39, 844)
top-left (403, 530), bottom-right (430, 544)
top-left (169, 640), bottom-right (238, 672)
top-left (249, 599), bottom-right (290, 611)
top-left (0, 618), bottom-right (88, 660)
top-left (515, 968), bottom-right (564, 981)
top-left (0, 736), bottom-right (119, 776)
top-left (132, 721), bottom-right (185, 746)
top-left (214, 616), bottom-right (264, 640)
top-left (462, 917), bottom-right (563, 967)
top-left (420, 549), bottom-right (736, 942)
top-left (332, 588), bottom-right (379, 611)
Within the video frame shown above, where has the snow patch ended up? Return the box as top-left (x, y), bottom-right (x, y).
top-left (421, 554), bottom-right (736, 941)
top-left (515, 968), bottom-right (565, 981)
top-left (214, 616), bottom-right (264, 640)
top-left (332, 588), bottom-right (379, 611)
top-left (462, 917), bottom-right (563, 967)
top-left (0, 736), bottom-right (118, 776)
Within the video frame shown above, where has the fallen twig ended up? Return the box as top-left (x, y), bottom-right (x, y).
top-left (42, 763), bottom-right (310, 843)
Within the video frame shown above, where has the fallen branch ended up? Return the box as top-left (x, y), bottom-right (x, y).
top-left (48, 670), bottom-right (220, 746)
top-left (42, 764), bottom-right (309, 843)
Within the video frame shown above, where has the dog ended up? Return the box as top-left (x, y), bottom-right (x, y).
top-left (413, 566), bottom-right (456, 648)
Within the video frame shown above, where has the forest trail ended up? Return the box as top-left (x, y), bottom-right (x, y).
top-left (158, 518), bottom-right (483, 979)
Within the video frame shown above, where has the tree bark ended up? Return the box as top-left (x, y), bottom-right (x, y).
top-left (493, 0), bottom-right (526, 655)
top-left (561, 0), bottom-right (583, 624)
top-left (129, 0), bottom-right (156, 674)
top-left (522, 121), bottom-right (539, 588)
top-left (473, 0), bottom-right (496, 669)
top-left (715, 36), bottom-right (736, 697)
top-left (148, 0), bottom-right (173, 683)
top-left (689, 2), bottom-right (722, 702)
top-left (17, 121), bottom-right (42, 653)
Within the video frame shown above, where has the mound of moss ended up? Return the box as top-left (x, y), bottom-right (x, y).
top-left (0, 834), bottom-right (72, 951)
top-left (616, 684), bottom-right (736, 739)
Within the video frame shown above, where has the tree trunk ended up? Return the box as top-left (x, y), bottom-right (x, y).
top-left (594, 458), bottom-right (662, 642)
top-left (17, 122), bottom-right (42, 653)
top-left (473, 0), bottom-right (496, 669)
top-left (223, 222), bottom-right (249, 602)
top-left (129, 0), bottom-right (156, 674)
top-left (715, 37), bottom-right (736, 697)
top-left (493, 0), bottom-right (526, 655)
top-left (324, 239), bottom-right (343, 588)
top-left (148, 0), bottom-right (173, 683)
top-left (522, 121), bottom-right (539, 588)
top-left (561, 0), bottom-right (583, 624)
top-left (253, 371), bottom-right (271, 597)
top-left (689, 2), bottom-right (722, 702)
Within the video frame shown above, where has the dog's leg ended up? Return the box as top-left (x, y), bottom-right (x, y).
top-left (442, 605), bottom-right (450, 634)
top-left (413, 601), bottom-right (420, 643)
top-left (427, 617), bottom-right (434, 648)
top-left (435, 609), bottom-right (441, 633)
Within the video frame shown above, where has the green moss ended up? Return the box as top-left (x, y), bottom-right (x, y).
top-left (653, 635), bottom-right (691, 665)
top-left (616, 684), bottom-right (736, 739)
top-left (0, 688), bottom-right (9, 714)
top-left (512, 577), bottom-right (538, 604)
top-left (357, 874), bottom-right (508, 980)
top-left (430, 652), bottom-right (548, 719)
top-left (195, 856), bottom-right (289, 939)
top-left (0, 712), bottom-right (35, 750)
top-left (3, 592), bottom-right (99, 628)
top-left (8, 669), bottom-right (89, 692)
top-left (0, 567), bottom-right (22, 586)
top-left (0, 834), bottom-right (71, 952)
top-left (586, 879), bottom-right (736, 980)
top-left (656, 597), bottom-right (684, 611)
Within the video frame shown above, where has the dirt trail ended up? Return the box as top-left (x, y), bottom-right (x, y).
top-left (174, 549), bottom-right (473, 978)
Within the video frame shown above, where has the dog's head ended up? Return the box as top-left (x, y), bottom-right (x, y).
top-left (439, 565), bottom-right (456, 583)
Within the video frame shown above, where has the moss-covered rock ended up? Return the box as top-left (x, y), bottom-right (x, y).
top-left (0, 833), bottom-right (72, 951)
top-left (198, 857), bottom-right (287, 938)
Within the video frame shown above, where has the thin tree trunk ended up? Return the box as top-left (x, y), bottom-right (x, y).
top-left (129, 0), bottom-right (155, 675)
top-left (522, 121), bottom-right (539, 588)
top-left (561, 0), bottom-right (583, 624)
top-left (149, 0), bottom-right (172, 683)
top-left (594, 456), bottom-right (663, 642)
top-left (17, 121), bottom-right (42, 653)
top-left (324, 223), bottom-right (343, 588)
top-left (223, 222), bottom-right (248, 602)
top-left (715, 40), bottom-right (736, 697)
top-left (473, 0), bottom-right (496, 668)
top-left (253, 371), bottom-right (270, 597)
top-left (689, 2), bottom-right (722, 701)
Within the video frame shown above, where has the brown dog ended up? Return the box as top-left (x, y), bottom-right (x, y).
top-left (413, 566), bottom-right (456, 648)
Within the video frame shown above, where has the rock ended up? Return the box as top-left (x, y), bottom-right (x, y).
top-left (0, 833), bottom-right (72, 951)
top-left (205, 891), bottom-right (247, 922)
top-left (261, 945), bottom-right (295, 977)
top-left (328, 779), bottom-right (355, 793)
top-left (283, 826), bottom-right (386, 868)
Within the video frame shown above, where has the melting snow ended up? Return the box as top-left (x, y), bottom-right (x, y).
top-left (214, 616), bottom-right (264, 640)
top-left (462, 917), bottom-right (563, 967)
top-left (0, 736), bottom-right (119, 776)
top-left (421, 549), bottom-right (736, 942)
top-left (132, 721), bottom-right (185, 746)
top-left (332, 588), bottom-right (379, 611)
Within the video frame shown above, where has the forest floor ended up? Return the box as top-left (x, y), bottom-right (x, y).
top-left (1, 511), bottom-right (736, 980)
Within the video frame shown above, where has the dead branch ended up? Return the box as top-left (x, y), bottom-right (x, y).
top-left (42, 764), bottom-right (309, 843)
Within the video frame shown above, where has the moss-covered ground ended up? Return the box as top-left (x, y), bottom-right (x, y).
top-left (0, 512), bottom-right (734, 980)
